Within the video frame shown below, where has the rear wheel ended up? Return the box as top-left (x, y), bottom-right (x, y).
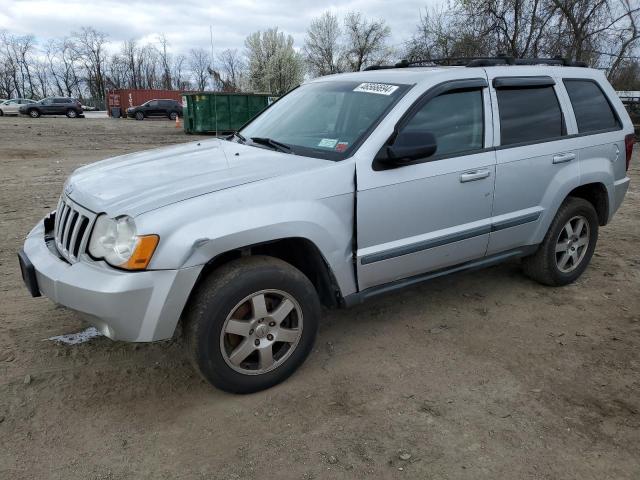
top-left (66, 109), bottom-right (77, 118)
top-left (523, 197), bottom-right (598, 286)
top-left (135, 111), bottom-right (144, 121)
top-left (28, 109), bottom-right (40, 118)
top-left (169, 111), bottom-right (178, 120)
top-left (184, 256), bottom-right (321, 393)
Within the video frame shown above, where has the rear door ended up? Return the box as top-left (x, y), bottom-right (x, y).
top-left (562, 78), bottom-right (626, 188)
top-left (356, 78), bottom-right (497, 289)
top-left (53, 98), bottom-right (70, 114)
top-left (486, 73), bottom-right (579, 255)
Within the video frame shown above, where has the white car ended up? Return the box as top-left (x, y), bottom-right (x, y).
top-left (0, 98), bottom-right (36, 116)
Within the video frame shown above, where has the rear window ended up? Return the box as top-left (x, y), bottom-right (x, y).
top-left (496, 86), bottom-right (565, 146)
top-left (563, 79), bottom-right (620, 133)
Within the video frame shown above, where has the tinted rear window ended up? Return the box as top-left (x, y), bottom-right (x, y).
top-left (496, 86), bottom-right (565, 146)
top-left (563, 80), bottom-right (620, 133)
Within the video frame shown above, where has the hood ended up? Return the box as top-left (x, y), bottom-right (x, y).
top-left (65, 139), bottom-right (332, 216)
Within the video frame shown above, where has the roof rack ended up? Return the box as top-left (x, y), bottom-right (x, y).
top-left (363, 55), bottom-right (588, 71)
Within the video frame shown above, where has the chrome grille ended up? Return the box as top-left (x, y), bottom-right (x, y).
top-left (54, 196), bottom-right (96, 263)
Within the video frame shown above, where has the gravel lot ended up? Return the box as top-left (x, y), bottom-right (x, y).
top-left (1, 116), bottom-right (639, 479)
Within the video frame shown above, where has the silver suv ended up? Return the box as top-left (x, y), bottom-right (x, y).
top-left (19, 58), bottom-right (634, 393)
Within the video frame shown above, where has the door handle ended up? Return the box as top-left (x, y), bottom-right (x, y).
top-left (459, 169), bottom-right (490, 183)
top-left (552, 153), bottom-right (576, 164)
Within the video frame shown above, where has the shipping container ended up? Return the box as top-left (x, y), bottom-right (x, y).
top-left (107, 89), bottom-right (183, 117)
top-left (182, 93), bottom-right (277, 134)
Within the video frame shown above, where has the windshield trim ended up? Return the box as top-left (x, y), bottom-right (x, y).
top-left (236, 81), bottom-right (415, 161)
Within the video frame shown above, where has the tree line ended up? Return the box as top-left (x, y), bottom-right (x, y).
top-left (1, 0), bottom-right (638, 109)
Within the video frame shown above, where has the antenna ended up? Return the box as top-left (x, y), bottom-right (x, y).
top-left (210, 25), bottom-right (215, 90)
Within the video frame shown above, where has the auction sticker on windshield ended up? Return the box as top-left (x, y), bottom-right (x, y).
top-left (353, 83), bottom-right (399, 95)
top-left (318, 138), bottom-right (338, 148)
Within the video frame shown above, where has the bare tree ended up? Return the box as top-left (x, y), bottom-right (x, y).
top-left (189, 47), bottom-right (210, 91)
top-left (462, 0), bottom-right (559, 57)
top-left (45, 38), bottom-right (81, 97)
top-left (72, 27), bottom-right (109, 107)
top-left (157, 33), bottom-right (172, 89)
top-left (217, 48), bottom-right (245, 91)
top-left (172, 53), bottom-right (190, 90)
top-left (304, 11), bottom-right (344, 76)
top-left (404, 6), bottom-right (489, 60)
top-left (403, 0), bottom-right (639, 88)
top-left (343, 12), bottom-right (392, 71)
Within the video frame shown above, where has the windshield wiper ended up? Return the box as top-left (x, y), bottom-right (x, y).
top-left (228, 131), bottom-right (246, 144)
top-left (250, 137), bottom-right (293, 154)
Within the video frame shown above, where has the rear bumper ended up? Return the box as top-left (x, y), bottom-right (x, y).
top-left (22, 220), bottom-right (202, 342)
top-left (610, 176), bottom-right (630, 220)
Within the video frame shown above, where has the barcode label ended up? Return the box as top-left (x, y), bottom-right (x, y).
top-left (353, 83), bottom-right (399, 95)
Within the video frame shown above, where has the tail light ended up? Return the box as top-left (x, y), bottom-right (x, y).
top-left (625, 134), bottom-right (635, 171)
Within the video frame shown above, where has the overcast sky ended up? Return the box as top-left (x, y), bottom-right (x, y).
top-left (0, 0), bottom-right (435, 57)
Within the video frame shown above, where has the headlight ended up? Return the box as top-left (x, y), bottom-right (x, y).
top-left (88, 215), bottom-right (159, 270)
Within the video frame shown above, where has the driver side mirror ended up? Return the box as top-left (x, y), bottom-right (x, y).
top-left (384, 131), bottom-right (437, 165)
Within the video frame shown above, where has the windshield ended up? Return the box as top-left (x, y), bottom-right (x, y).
top-left (238, 80), bottom-right (411, 160)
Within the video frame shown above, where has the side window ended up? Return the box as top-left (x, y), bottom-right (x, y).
top-left (563, 80), bottom-right (620, 133)
top-left (496, 86), bottom-right (565, 146)
top-left (401, 89), bottom-right (484, 157)
top-left (147, 101), bottom-right (158, 107)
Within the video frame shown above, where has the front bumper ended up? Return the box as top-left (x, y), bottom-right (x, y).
top-left (21, 220), bottom-right (202, 342)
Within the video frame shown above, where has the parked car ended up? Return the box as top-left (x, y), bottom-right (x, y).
top-left (19, 57), bottom-right (634, 393)
top-left (126, 99), bottom-right (183, 120)
top-left (0, 98), bottom-right (36, 116)
top-left (19, 97), bottom-right (84, 118)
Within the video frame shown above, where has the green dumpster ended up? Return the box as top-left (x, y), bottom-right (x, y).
top-left (182, 93), bottom-right (276, 134)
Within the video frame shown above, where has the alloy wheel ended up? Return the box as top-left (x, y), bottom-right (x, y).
top-left (220, 289), bottom-right (303, 375)
top-left (555, 215), bottom-right (590, 273)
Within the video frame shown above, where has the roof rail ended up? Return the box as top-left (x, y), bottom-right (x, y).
top-left (363, 55), bottom-right (588, 71)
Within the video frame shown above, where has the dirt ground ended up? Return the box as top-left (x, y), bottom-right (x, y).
top-left (1, 116), bottom-right (639, 480)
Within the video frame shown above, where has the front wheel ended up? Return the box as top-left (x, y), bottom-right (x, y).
top-left (523, 197), bottom-right (598, 286)
top-left (28, 109), bottom-right (40, 118)
top-left (169, 111), bottom-right (178, 120)
top-left (184, 256), bottom-right (321, 393)
top-left (135, 111), bottom-right (144, 121)
top-left (66, 109), bottom-right (77, 118)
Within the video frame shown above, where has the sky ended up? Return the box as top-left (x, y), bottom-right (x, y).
top-left (0, 0), bottom-right (435, 57)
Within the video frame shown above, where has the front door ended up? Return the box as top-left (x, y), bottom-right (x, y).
top-left (40, 98), bottom-right (55, 114)
top-left (356, 81), bottom-right (497, 290)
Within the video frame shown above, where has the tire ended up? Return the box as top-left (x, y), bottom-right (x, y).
top-left (66, 109), bottom-right (77, 118)
top-left (169, 111), bottom-right (178, 120)
top-left (184, 256), bottom-right (321, 393)
top-left (135, 111), bottom-right (144, 121)
top-left (0, 109), bottom-right (4, 116)
top-left (28, 109), bottom-right (40, 118)
top-left (522, 197), bottom-right (598, 286)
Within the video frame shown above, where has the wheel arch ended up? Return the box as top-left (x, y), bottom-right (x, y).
top-left (567, 182), bottom-right (609, 226)
top-left (186, 237), bottom-right (345, 311)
